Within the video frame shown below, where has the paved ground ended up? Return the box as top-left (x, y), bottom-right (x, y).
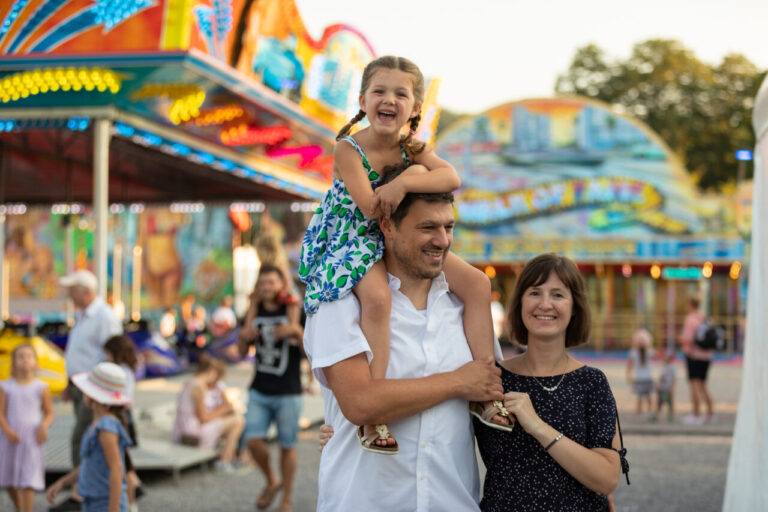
top-left (7, 355), bottom-right (741, 511)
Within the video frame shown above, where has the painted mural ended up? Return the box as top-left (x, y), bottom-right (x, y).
top-left (437, 98), bottom-right (744, 263)
top-left (4, 206), bottom-right (234, 311)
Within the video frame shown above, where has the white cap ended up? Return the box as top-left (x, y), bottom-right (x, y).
top-left (59, 270), bottom-right (98, 292)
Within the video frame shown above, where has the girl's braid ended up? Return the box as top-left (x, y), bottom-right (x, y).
top-left (402, 112), bottom-right (426, 156)
top-left (336, 109), bottom-right (367, 140)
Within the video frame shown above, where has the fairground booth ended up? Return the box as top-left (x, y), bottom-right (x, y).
top-left (437, 98), bottom-right (749, 350)
top-left (0, 0), bottom-right (394, 322)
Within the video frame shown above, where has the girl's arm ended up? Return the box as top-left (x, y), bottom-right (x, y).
top-left (374, 148), bottom-right (461, 218)
top-left (0, 387), bottom-right (20, 443)
top-left (46, 466), bottom-right (80, 503)
top-left (191, 382), bottom-right (229, 424)
top-left (334, 142), bottom-right (380, 218)
top-left (407, 147), bottom-right (462, 192)
top-left (625, 356), bottom-right (634, 382)
top-left (99, 429), bottom-right (124, 512)
top-left (37, 385), bottom-right (54, 443)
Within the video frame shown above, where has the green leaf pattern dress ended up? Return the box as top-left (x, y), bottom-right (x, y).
top-left (298, 136), bottom-right (409, 314)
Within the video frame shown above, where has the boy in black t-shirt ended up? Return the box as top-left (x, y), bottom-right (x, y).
top-left (238, 265), bottom-right (303, 511)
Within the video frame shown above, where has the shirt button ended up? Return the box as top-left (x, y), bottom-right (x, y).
top-left (422, 442), bottom-right (427, 448)
top-left (419, 474), bottom-right (425, 481)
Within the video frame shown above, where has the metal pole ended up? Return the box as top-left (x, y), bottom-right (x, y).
top-left (93, 118), bottom-right (111, 300)
top-left (0, 213), bottom-right (6, 323)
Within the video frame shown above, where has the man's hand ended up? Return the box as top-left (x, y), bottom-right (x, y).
top-left (453, 356), bottom-right (503, 402)
top-left (59, 385), bottom-right (71, 402)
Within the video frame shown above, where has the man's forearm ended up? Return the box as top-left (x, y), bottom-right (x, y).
top-left (343, 373), bottom-right (462, 425)
top-left (325, 354), bottom-right (500, 426)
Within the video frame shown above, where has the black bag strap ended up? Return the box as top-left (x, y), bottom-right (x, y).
top-left (612, 408), bottom-right (630, 485)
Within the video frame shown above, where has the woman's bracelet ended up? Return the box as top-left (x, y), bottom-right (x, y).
top-left (544, 432), bottom-right (564, 452)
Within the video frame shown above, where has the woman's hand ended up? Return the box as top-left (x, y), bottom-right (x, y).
top-left (373, 180), bottom-right (407, 218)
top-left (503, 391), bottom-right (547, 435)
top-left (36, 424), bottom-right (49, 444)
top-left (318, 424), bottom-right (334, 452)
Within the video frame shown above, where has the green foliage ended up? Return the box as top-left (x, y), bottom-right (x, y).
top-left (555, 39), bottom-right (766, 191)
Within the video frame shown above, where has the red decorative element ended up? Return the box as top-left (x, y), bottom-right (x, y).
top-left (220, 124), bottom-right (293, 146)
top-left (306, 155), bottom-right (334, 181)
top-left (266, 145), bottom-right (323, 167)
top-left (229, 209), bottom-right (252, 231)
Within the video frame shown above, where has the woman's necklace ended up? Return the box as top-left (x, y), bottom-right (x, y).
top-left (525, 354), bottom-right (568, 392)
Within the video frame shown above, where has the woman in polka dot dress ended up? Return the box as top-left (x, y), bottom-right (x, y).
top-left (475, 253), bottom-right (626, 511)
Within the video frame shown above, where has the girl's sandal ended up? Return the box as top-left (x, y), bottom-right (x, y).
top-left (357, 424), bottom-right (399, 454)
top-left (470, 400), bottom-right (515, 432)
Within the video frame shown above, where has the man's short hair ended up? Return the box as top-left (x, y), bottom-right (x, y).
top-left (258, 263), bottom-right (285, 281)
top-left (379, 163), bottom-right (454, 226)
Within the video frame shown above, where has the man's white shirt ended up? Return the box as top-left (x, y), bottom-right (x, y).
top-left (304, 272), bottom-right (481, 512)
top-left (65, 296), bottom-right (122, 376)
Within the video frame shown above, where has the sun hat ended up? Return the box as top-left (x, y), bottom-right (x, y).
top-left (71, 362), bottom-right (132, 406)
top-left (59, 270), bottom-right (98, 292)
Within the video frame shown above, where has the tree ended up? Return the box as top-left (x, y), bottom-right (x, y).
top-left (556, 39), bottom-right (766, 190)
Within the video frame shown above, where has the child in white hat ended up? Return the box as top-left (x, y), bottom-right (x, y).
top-left (46, 362), bottom-right (132, 512)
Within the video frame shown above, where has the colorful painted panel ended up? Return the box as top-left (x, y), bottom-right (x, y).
top-left (436, 98), bottom-right (742, 262)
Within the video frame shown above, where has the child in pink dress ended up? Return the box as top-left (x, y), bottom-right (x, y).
top-left (0, 343), bottom-right (54, 512)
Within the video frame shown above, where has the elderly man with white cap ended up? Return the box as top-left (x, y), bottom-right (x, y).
top-left (51, 270), bottom-right (122, 512)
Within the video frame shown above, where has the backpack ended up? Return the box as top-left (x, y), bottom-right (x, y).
top-left (694, 320), bottom-right (726, 351)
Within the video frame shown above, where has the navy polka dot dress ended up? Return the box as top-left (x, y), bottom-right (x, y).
top-left (475, 365), bottom-right (617, 511)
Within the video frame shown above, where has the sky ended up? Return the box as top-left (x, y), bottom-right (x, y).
top-left (296, 0), bottom-right (768, 114)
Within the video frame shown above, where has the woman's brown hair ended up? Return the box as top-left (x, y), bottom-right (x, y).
top-left (336, 55), bottom-right (426, 156)
top-left (506, 253), bottom-right (591, 348)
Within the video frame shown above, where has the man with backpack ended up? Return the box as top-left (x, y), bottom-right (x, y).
top-left (678, 297), bottom-right (714, 424)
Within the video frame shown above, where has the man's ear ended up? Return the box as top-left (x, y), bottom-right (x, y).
top-left (379, 215), bottom-right (394, 239)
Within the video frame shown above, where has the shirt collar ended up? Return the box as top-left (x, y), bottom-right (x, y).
top-left (386, 272), bottom-right (450, 294)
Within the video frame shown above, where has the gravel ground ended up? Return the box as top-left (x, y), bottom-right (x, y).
top-left (22, 431), bottom-right (730, 512)
top-left (12, 358), bottom-right (737, 511)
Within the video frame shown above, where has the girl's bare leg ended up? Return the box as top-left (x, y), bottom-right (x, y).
top-left (19, 488), bottom-right (34, 512)
top-left (353, 260), bottom-right (395, 447)
top-left (443, 253), bottom-right (509, 425)
top-left (443, 252), bottom-right (494, 360)
top-left (6, 488), bottom-right (20, 510)
top-left (219, 414), bottom-right (246, 462)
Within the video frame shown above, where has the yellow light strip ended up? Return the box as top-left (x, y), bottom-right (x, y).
top-left (0, 68), bottom-right (121, 103)
top-left (192, 104), bottom-right (244, 126)
top-left (132, 84), bottom-right (206, 124)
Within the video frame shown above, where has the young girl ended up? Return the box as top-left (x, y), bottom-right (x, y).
top-left (0, 343), bottom-right (54, 512)
top-left (626, 327), bottom-right (654, 415)
top-left (299, 55), bottom-right (510, 454)
top-left (171, 356), bottom-right (244, 469)
top-left (104, 336), bottom-right (142, 511)
top-left (655, 350), bottom-right (676, 422)
top-left (46, 362), bottom-right (132, 512)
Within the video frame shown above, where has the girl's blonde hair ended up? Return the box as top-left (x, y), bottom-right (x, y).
top-left (10, 343), bottom-right (36, 378)
top-left (336, 56), bottom-right (426, 156)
